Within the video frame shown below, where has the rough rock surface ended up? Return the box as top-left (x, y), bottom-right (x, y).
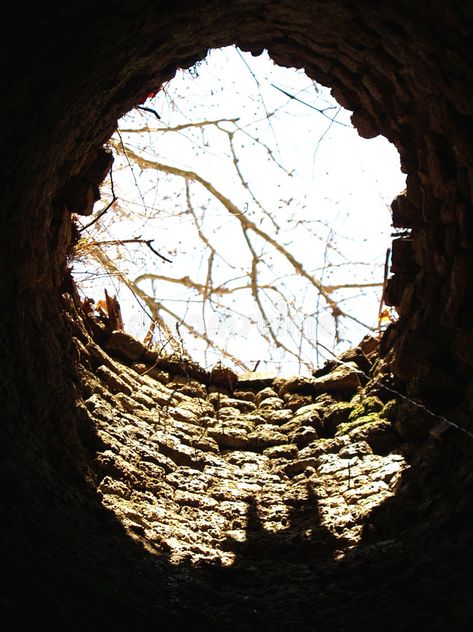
top-left (3, 3), bottom-right (473, 631)
top-left (85, 329), bottom-right (408, 567)
top-left (61, 317), bottom-right (472, 632)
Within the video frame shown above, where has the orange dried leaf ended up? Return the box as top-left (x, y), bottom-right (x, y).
top-left (378, 308), bottom-right (396, 327)
top-left (96, 299), bottom-right (108, 315)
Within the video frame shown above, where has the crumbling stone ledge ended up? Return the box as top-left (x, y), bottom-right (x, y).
top-left (73, 308), bottom-right (421, 566)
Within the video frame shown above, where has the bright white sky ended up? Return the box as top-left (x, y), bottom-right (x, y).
top-left (76, 46), bottom-right (406, 376)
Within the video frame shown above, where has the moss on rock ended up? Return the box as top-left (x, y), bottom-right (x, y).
top-left (348, 396), bottom-right (384, 422)
top-left (336, 412), bottom-right (383, 437)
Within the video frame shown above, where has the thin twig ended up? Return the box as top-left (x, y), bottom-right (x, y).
top-left (136, 105), bottom-right (161, 120)
top-left (271, 84), bottom-right (350, 127)
top-left (145, 240), bottom-right (172, 263)
top-left (88, 237), bottom-right (172, 263)
top-left (79, 163), bottom-right (117, 232)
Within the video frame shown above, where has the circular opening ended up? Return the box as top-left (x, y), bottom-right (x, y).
top-left (4, 5), bottom-right (472, 630)
top-left (73, 46), bottom-right (405, 375)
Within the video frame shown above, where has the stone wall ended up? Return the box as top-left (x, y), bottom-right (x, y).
top-left (2, 1), bottom-right (473, 408)
top-left (80, 316), bottom-right (407, 565)
top-left (2, 1), bottom-right (473, 629)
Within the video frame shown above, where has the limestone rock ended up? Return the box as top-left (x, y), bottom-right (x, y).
top-left (258, 396), bottom-right (285, 411)
top-left (248, 425), bottom-right (289, 449)
top-left (167, 379), bottom-right (208, 398)
top-left (209, 365), bottom-right (238, 390)
top-left (263, 444), bottom-right (299, 459)
top-left (216, 406), bottom-right (242, 421)
top-left (337, 415), bottom-right (399, 454)
top-left (208, 392), bottom-right (256, 413)
top-left (348, 395), bottom-right (384, 421)
top-left (209, 427), bottom-right (250, 450)
top-left (275, 362), bottom-right (362, 398)
top-left (282, 457), bottom-right (320, 477)
top-left (289, 425), bottom-right (319, 448)
top-left (260, 408), bottom-right (294, 425)
top-left (96, 364), bottom-right (133, 396)
top-left (255, 386), bottom-right (279, 405)
top-left (224, 397), bottom-right (257, 413)
top-left (291, 404), bottom-right (324, 434)
top-left (282, 392), bottom-right (313, 411)
top-left (131, 362), bottom-right (170, 384)
top-left (237, 371), bottom-right (276, 390)
top-left (104, 330), bottom-right (148, 362)
top-left (299, 437), bottom-right (349, 459)
top-left (233, 389), bottom-right (256, 403)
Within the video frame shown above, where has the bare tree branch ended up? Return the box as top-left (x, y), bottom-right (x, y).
top-left (74, 50), bottom-right (392, 375)
top-left (119, 117), bottom-right (240, 134)
top-left (110, 139), bottom-right (375, 332)
top-left (271, 84), bottom-right (351, 127)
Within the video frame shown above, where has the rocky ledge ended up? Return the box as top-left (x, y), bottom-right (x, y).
top-left (70, 304), bottom-right (438, 569)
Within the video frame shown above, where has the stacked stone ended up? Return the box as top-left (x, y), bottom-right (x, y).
top-left (77, 329), bottom-right (408, 566)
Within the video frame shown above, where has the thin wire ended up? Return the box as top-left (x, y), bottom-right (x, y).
top-left (317, 341), bottom-right (473, 440)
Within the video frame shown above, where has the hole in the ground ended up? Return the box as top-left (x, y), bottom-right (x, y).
top-left (73, 46), bottom-right (405, 376)
top-left (7, 6), bottom-right (473, 627)
top-left (68, 47), bottom-right (419, 572)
